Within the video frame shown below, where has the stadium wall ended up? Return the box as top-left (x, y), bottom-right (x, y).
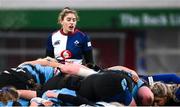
top-left (0, 2), bottom-right (180, 74)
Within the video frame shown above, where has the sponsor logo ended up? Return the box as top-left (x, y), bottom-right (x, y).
top-left (60, 50), bottom-right (72, 59)
top-left (54, 40), bottom-right (60, 45)
top-left (87, 42), bottom-right (91, 47)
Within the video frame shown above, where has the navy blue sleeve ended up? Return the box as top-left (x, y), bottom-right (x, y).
top-left (45, 34), bottom-right (54, 58)
top-left (82, 34), bottom-right (92, 51)
top-left (82, 34), bottom-right (94, 64)
top-left (140, 73), bottom-right (180, 84)
top-left (83, 50), bottom-right (94, 64)
top-left (152, 73), bottom-right (180, 84)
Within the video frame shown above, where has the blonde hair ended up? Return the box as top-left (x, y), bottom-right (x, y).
top-left (0, 86), bottom-right (19, 104)
top-left (57, 7), bottom-right (79, 24)
top-left (150, 82), bottom-right (173, 99)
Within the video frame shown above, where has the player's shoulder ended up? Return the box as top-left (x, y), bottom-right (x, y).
top-left (75, 29), bottom-right (88, 37)
top-left (46, 30), bottom-right (60, 39)
top-left (52, 29), bottom-right (60, 35)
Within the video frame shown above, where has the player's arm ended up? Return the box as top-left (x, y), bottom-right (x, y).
top-left (153, 73), bottom-right (180, 84)
top-left (19, 57), bottom-right (96, 77)
top-left (107, 66), bottom-right (139, 83)
top-left (18, 57), bottom-right (59, 67)
top-left (17, 90), bottom-right (37, 100)
top-left (30, 97), bottom-right (54, 106)
top-left (107, 66), bottom-right (138, 77)
top-left (58, 63), bottom-right (97, 77)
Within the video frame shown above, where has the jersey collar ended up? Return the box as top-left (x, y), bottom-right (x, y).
top-left (60, 28), bottom-right (78, 36)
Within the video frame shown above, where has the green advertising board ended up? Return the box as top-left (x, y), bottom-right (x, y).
top-left (0, 9), bottom-right (180, 30)
top-left (119, 10), bottom-right (180, 28)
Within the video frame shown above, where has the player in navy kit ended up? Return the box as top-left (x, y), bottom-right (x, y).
top-left (139, 73), bottom-right (180, 84)
top-left (46, 7), bottom-right (94, 65)
top-left (139, 74), bottom-right (180, 106)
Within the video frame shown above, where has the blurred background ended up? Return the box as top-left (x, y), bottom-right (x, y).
top-left (0, 0), bottom-right (180, 75)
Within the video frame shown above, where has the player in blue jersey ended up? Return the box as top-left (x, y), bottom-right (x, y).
top-left (109, 66), bottom-right (180, 106)
top-left (0, 57), bottom-right (61, 90)
top-left (108, 66), bottom-right (180, 106)
top-left (46, 7), bottom-right (94, 65)
top-left (137, 72), bottom-right (180, 106)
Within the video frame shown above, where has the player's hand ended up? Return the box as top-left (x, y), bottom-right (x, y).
top-left (132, 74), bottom-right (139, 83)
top-left (46, 90), bottom-right (58, 98)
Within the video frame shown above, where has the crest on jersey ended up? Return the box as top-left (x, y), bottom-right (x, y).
top-left (74, 40), bottom-right (80, 46)
top-left (60, 50), bottom-right (72, 59)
